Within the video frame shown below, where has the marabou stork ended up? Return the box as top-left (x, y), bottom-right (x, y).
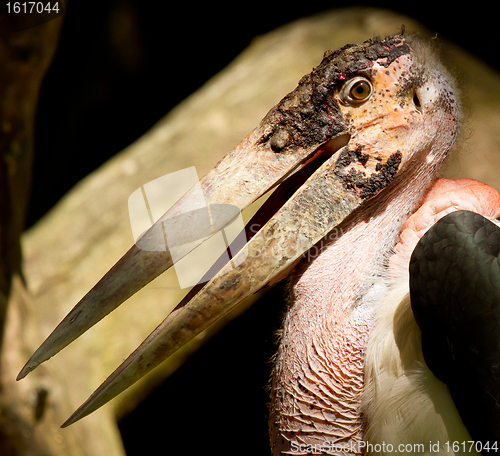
top-left (16, 34), bottom-right (500, 454)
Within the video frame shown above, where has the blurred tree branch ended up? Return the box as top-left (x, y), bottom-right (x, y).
top-left (0, 10), bottom-right (125, 456)
top-left (0, 11), bottom-right (63, 349)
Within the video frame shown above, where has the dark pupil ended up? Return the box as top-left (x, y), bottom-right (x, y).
top-left (355, 84), bottom-right (365, 94)
top-left (351, 81), bottom-right (369, 99)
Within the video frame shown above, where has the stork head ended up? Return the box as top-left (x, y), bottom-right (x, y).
top-left (18, 34), bottom-right (460, 425)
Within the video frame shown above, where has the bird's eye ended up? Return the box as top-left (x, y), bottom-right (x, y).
top-left (340, 76), bottom-right (373, 106)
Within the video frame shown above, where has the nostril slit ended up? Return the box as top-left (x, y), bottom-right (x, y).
top-left (413, 92), bottom-right (422, 111)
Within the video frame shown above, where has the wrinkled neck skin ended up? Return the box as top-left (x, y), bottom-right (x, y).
top-left (268, 156), bottom-right (441, 455)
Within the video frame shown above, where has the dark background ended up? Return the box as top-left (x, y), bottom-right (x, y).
top-left (27, 2), bottom-right (498, 454)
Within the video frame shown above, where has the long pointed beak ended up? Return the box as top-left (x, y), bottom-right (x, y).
top-left (17, 123), bottom-right (348, 381)
top-left (19, 31), bottom-right (370, 382)
top-left (18, 35), bottom-right (458, 426)
top-left (61, 132), bottom-right (364, 426)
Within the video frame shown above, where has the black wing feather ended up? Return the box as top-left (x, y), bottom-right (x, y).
top-left (410, 210), bottom-right (500, 447)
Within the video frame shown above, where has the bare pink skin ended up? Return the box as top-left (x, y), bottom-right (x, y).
top-left (398, 178), bottom-right (500, 251)
top-left (269, 178), bottom-right (500, 455)
top-left (267, 37), bottom-right (464, 454)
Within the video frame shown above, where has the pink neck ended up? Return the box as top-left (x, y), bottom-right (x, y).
top-left (269, 169), bottom-right (437, 455)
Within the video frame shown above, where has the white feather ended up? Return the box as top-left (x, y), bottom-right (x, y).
top-left (362, 240), bottom-right (479, 455)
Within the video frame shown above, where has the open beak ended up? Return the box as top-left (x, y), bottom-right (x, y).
top-left (18, 35), bottom-right (446, 426)
top-left (16, 99), bottom-right (352, 383)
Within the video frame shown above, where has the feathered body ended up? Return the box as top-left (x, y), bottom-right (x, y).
top-left (363, 179), bottom-right (500, 455)
top-left (269, 39), bottom-right (500, 455)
